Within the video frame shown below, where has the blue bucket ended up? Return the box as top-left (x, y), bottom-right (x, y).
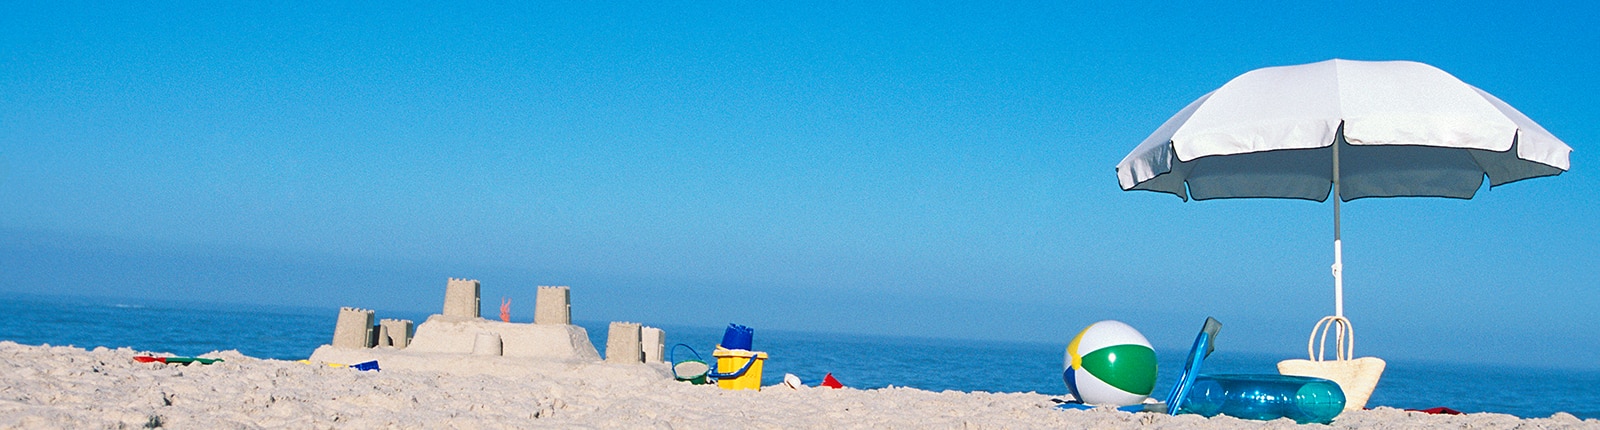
top-left (720, 323), bottom-right (753, 350)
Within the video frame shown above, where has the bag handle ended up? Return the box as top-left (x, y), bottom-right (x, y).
top-left (1307, 315), bottom-right (1355, 362)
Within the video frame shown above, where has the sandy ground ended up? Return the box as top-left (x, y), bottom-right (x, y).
top-left (1, 341), bottom-right (1595, 429)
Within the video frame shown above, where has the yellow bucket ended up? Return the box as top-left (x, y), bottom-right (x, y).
top-left (711, 348), bottom-right (768, 391)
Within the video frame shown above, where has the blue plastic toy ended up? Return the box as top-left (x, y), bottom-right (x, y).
top-left (1165, 317), bottom-right (1345, 424)
top-left (1177, 374), bottom-right (1345, 423)
top-left (720, 323), bottom-right (754, 350)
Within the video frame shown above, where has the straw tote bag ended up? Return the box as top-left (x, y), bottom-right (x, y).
top-left (1277, 316), bottom-right (1385, 412)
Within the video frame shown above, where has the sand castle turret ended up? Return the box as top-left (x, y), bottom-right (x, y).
top-left (606, 322), bottom-right (643, 364)
top-left (443, 278), bottom-right (481, 319)
top-left (535, 286), bottom-right (571, 325)
top-left (641, 326), bottom-right (665, 363)
top-left (378, 319), bottom-right (413, 348)
top-left (333, 307), bottom-right (376, 349)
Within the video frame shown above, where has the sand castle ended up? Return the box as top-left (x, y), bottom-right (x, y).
top-left (312, 278), bottom-right (669, 377)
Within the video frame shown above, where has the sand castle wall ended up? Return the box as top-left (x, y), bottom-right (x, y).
top-left (472, 332), bottom-right (503, 356)
top-left (406, 315), bottom-right (601, 361)
top-left (332, 307), bottom-right (375, 349)
top-left (442, 278), bottom-right (480, 319)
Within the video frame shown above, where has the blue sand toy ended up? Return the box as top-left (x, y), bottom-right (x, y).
top-left (719, 323), bottom-right (754, 350)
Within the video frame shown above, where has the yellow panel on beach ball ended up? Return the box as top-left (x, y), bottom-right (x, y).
top-left (1064, 320), bottom-right (1158, 406)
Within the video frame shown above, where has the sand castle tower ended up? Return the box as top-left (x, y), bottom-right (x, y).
top-left (378, 319), bottom-right (414, 348)
top-left (333, 307), bottom-right (376, 349)
top-left (443, 278), bottom-right (481, 319)
top-left (641, 326), bottom-right (665, 363)
top-left (606, 322), bottom-right (643, 364)
top-left (535, 286), bottom-right (571, 325)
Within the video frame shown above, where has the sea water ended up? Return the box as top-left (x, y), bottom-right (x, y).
top-left (1, 295), bottom-right (1595, 420)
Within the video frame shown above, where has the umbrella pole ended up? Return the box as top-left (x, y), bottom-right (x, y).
top-left (1323, 137), bottom-right (1356, 359)
top-left (1333, 137), bottom-right (1344, 318)
top-left (1334, 238), bottom-right (1343, 317)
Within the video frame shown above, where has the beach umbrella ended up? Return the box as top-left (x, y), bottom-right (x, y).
top-left (1115, 59), bottom-right (1571, 329)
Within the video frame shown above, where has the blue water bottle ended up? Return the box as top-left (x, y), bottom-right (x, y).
top-left (1177, 374), bottom-right (1346, 424)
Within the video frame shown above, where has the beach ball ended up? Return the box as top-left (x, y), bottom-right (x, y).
top-left (1064, 320), bottom-right (1158, 406)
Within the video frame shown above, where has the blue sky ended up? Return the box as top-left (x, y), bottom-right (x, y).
top-left (3, 2), bottom-right (1596, 369)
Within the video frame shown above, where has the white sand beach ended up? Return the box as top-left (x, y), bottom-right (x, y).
top-left (2, 341), bottom-right (1595, 429)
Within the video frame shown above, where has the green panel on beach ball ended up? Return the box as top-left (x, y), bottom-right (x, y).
top-left (1080, 344), bottom-right (1157, 395)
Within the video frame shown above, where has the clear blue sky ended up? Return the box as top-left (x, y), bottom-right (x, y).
top-left (3, 2), bottom-right (1596, 369)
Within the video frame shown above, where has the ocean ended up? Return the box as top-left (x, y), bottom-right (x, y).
top-left (2, 294), bottom-right (1595, 420)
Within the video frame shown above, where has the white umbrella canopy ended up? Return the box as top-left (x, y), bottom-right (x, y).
top-left (1116, 59), bottom-right (1571, 321)
top-left (1119, 59), bottom-right (1569, 201)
